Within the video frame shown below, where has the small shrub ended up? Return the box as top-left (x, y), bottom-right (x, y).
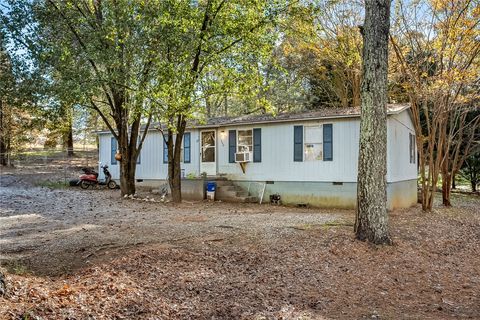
top-left (186, 173), bottom-right (197, 179)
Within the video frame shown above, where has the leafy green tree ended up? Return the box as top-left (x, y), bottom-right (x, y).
top-left (3, 0), bottom-right (159, 195)
top-left (3, 0), bottom-right (291, 201)
top-left (144, 0), bottom-right (291, 202)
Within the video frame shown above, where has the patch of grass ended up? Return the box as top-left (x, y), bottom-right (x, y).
top-left (35, 180), bottom-right (69, 189)
top-left (4, 262), bottom-right (30, 275)
top-left (322, 220), bottom-right (354, 230)
top-left (324, 220), bottom-right (353, 227)
top-left (290, 221), bottom-right (354, 231)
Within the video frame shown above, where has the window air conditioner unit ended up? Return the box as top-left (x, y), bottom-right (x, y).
top-left (235, 152), bottom-right (252, 163)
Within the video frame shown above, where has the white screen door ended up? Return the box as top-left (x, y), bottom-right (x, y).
top-left (200, 130), bottom-right (216, 176)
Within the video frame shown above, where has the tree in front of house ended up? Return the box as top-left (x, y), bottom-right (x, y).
top-left (2, 0), bottom-right (160, 195)
top-left (354, 0), bottom-right (392, 245)
top-left (3, 0), bottom-right (291, 200)
top-left (145, 0), bottom-right (290, 202)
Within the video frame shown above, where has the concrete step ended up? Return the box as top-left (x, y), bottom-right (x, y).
top-left (216, 189), bottom-right (238, 199)
top-left (236, 191), bottom-right (249, 197)
top-left (214, 180), bottom-right (234, 187)
top-left (211, 180), bottom-right (258, 203)
top-left (217, 185), bottom-right (243, 192)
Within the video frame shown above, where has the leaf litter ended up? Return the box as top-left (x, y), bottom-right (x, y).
top-left (0, 167), bottom-right (479, 319)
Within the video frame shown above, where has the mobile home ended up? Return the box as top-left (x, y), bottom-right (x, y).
top-left (97, 104), bottom-right (418, 209)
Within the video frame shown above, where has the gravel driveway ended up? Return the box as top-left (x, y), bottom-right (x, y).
top-left (0, 169), bottom-right (348, 276)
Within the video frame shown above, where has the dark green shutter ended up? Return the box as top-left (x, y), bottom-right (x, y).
top-left (163, 135), bottom-right (168, 163)
top-left (228, 130), bottom-right (236, 163)
top-left (294, 126), bottom-right (303, 162)
top-left (253, 128), bottom-right (261, 162)
top-left (184, 132), bottom-right (191, 163)
top-left (409, 133), bottom-right (416, 164)
top-left (111, 137), bottom-right (117, 165)
top-left (137, 137), bottom-right (141, 164)
top-left (409, 133), bottom-right (412, 163)
top-left (323, 124), bottom-right (333, 161)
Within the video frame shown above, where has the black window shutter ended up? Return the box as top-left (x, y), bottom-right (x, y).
top-left (111, 137), bottom-right (117, 165)
top-left (409, 133), bottom-right (415, 164)
top-left (137, 137), bottom-right (141, 164)
top-left (294, 126), bottom-right (303, 162)
top-left (323, 124), bottom-right (333, 161)
top-left (409, 133), bottom-right (412, 163)
top-left (184, 132), bottom-right (191, 163)
top-left (163, 135), bottom-right (168, 164)
top-left (253, 128), bottom-right (261, 162)
top-left (413, 134), bottom-right (416, 164)
top-left (228, 130), bottom-right (236, 163)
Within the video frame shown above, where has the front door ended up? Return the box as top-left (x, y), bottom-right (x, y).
top-left (200, 130), bottom-right (216, 176)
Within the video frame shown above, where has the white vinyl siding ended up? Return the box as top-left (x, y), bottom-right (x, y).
top-left (97, 108), bottom-right (417, 184)
top-left (98, 131), bottom-right (201, 180)
top-left (387, 111), bottom-right (418, 182)
top-left (217, 119), bottom-right (358, 182)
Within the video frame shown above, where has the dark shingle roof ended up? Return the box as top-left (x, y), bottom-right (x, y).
top-left (195, 104), bottom-right (409, 127)
top-left (97, 104), bottom-right (410, 133)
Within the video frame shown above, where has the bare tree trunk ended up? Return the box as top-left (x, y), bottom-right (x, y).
top-left (354, 0), bottom-right (392, 245)
top-left (118, 122), bottom-right (137, 196)
top-left (114, 98), bottom-right (141, 197)
top-left (168, 117), bottom-right (187, 203)
top-left (441, 174), bottom-right (451, 207)
top-left (119, 151), bottom-right (137, 196)
top-left (66, 118), bottom-right (74, 157)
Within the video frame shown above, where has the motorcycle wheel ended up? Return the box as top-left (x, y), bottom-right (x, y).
top-left (80, 180), bottom-right (90, 189)
top-left (107, 180), bottom-right (117, 189)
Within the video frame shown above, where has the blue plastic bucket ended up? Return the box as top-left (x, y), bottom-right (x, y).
top-left (206, 181), bottom-right (216, 192)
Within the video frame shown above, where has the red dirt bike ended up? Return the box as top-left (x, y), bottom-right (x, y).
top-left (79, 165), bottom-right (117, 189)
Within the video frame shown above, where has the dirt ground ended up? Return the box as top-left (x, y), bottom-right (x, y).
top-left (1, 158), bottom-right (479, 319)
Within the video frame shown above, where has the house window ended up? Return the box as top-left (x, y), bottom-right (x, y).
top-left (201, 131), bottom-right (215, 162)
top-left (304, 125), bottom-right (323, 161)
top-left (409, 133), bottom-right (416, 164)
top-left (237, 129), bottom-right (253, 153)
